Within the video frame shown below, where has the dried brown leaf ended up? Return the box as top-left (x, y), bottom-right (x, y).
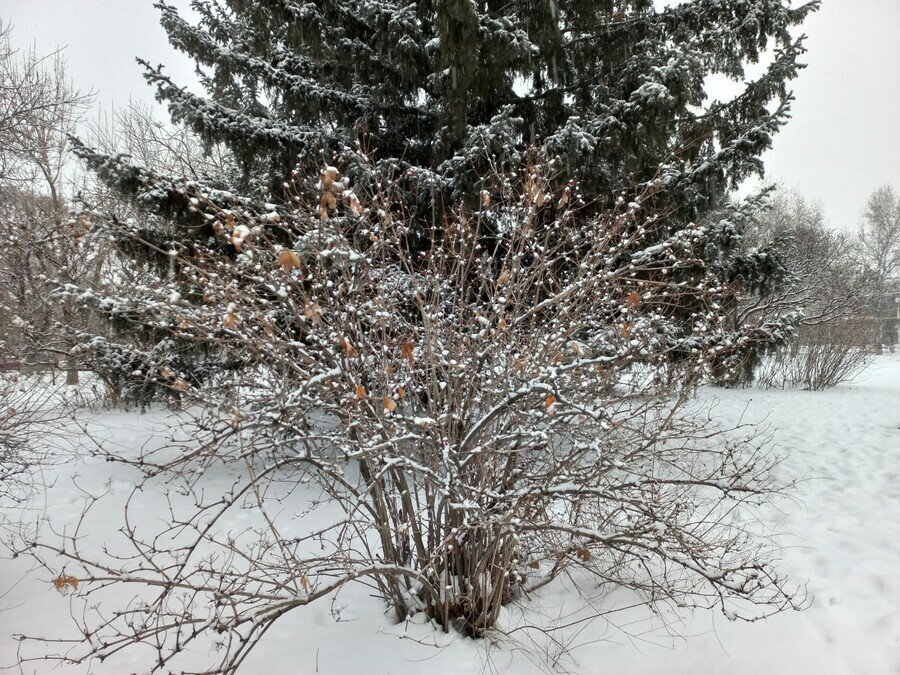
top-left (347, 192), bottom-right (363, 216)
top-left (305, 303), bottom-right (322, 324)
top-left (322, 166), bottom-right (339, 187)
top-left (339, 337), bottom-right (356, 357)
top-left (278, 249), bottom-right (301, 272)
top-left (400, 341), bottom-right (415, 366)
top-left (53, 574), bottom-right (79, 593)
top-left (321, 191), bottom-right (337, 210)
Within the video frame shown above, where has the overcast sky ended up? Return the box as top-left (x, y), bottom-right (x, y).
top-left (2, 0), bottom-right (898, 230)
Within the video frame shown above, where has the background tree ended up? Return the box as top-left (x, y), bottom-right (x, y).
top-left (737, 188), bottom-right (873, 389)
top-left (858, 185), bottom-right (900, 290)
top-left (856, 184), bottom-right (900, 350)
top-left (65, 101), bottom-right (235, 400)
top-left (0, 21), bottom-right (93, 382)
top-left (740, 189), bottom-right (866, 327)
top-left (85, 100), bottom-right (233, 192)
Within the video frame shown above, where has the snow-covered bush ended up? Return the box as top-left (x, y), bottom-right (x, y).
top-left (740, 189), bottom-right (874, 390)
top-left (0, 372), bottom-right (66, 509)
top-left (0, 22), bottom-right (96, 382)
top-left (16, 161), bottom-right (804, 672)
top-left (757, 321), bottom-right (873, 390)
top-left (0, 376), bottom-right (29, 507)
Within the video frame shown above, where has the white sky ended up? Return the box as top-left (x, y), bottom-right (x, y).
top-left (2, 0), bottom-right (898, 230)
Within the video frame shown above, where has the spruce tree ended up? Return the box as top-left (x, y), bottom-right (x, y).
top-left (144, 0), bottom-right (816, 215)
top-left (69, 0), bottom-right (818, 394)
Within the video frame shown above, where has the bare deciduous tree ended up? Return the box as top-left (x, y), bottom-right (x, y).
top-left (856, 184), bottom-right (900, 351)
top-left (734, 188), bottom-right (873, 389)
top-left (80, 101), bottom-right (233, 216)
top-left (858, 185), bottom-right (900, 292)
top-left (0, 21), bottom-right (93, 382)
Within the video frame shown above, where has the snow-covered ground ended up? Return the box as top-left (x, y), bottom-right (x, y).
top-left (1, 356), bottom-right (898, 674)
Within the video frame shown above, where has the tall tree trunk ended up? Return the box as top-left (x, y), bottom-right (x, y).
top-left (66, 354), bottom-right (79, 385)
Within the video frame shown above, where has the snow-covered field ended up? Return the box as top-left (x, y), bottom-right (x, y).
top-left (1, 356), bottom-right (898, 674)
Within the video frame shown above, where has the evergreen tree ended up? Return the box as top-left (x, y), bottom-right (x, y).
top-left (144, 0), bottom-right (816, 215)
top-left (70, 0), bottom-right (818, 394)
